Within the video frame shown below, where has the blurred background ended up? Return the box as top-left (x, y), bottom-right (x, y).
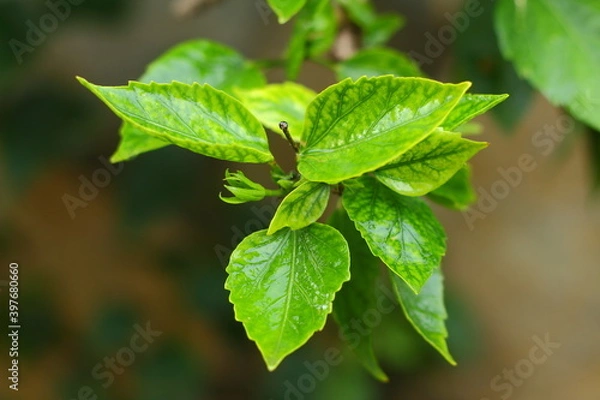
top-left (1, 0), bottom-right (599, 399)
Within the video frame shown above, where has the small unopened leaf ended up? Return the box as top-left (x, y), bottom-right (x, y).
top-left (235, 82), bottom-right (316, 142)
top-left (392, 268), bottom-right (456, 365)
top-left (269, 181), bottom-right (330, 234)
top-left (374, 130), bottom-right (487, 196)
top-left (343, 176), bottom-right (446, 293)
top-left (428, 165), bottom-right (477, 210)
top-left (329, 208), bottom-right (388, 382)
top-left (225, 224), bottom-right (350, 370)
top-left (78, 79), bottom-right (273, 163)
top-left (298, 76), bottom-right (471, 183)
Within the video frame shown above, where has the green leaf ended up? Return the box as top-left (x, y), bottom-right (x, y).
top-left (235, 82), bottom-right (317, 142)
top-left (441, 94), bottom-right (509, 131)
top-left (328, 208), bottom-right (388, 382)
top-left (453, 4), bottom-right (532, 131)
top-left (268, 181), bottom-right (330, 234)
top-left (267, 0), bottom-right (308, 23)
top-left (337, 0), bottom-right (404, 47)
top-left (374, 130), bottom-right (487, 196)
top-left (336, 47), bottom-right (423, 81)
top-left (225, 224), bottom-right (350, 370)
top-left (391, 268), bottom-right (456, 365)
top-left (285, 0), bottom-right (337, 79)
top-left (114, 40), bottom-right (266, 161)
top-left (428, 165), bottom-right (477, 210)
top-left (343, 176), bottom-right (446, 293)
top-left (78, 79), bottom-right (273, 163)
top-left (298, 76), bottom-right (471, 183)
top-left (140, 39), bottom-right (266, 91)
top-left (111, 122), bottom-right (170, 163)
top-left (495, 0), bottom-right (600, 131)
top-left (362, 14), bottom-right (404, 48)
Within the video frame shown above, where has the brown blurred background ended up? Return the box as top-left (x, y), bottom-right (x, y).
top-left (1, 0), bottom-right (599, 399)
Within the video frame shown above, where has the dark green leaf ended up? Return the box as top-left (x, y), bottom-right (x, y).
top-left (362, 14), bottom-right (404, 48)
top-left (428, 165), bottom-right (477, 210)
top-left (391, 268), bottom-right (456, 365)
top-left (374, 130), bottom-right (487, 196)
top-left (453, 3), bottom-right (532, 131)
top-left (225, 224), bottom-right (350, 370)
top-left (329, 208), bottom-right (388, 382)
top-left (285, 0), bottom-right (337, 79)
top-left (337, 0), bottom-right (404, 47)
top-left (343, 176), bottom-right (446, 293)
top-left (78, 79), bottom-right (273, 163)
top-left (298, 76), bottom-right (471, 183)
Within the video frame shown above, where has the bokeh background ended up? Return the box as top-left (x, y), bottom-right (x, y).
top-left (1, 0), bottom-right (599, 399)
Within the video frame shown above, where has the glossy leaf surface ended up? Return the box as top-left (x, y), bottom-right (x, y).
top-left (225, 224), bottom-right (350, 370)
top-left (298, 77), bottom-right (471, 183)
top-left (343, 176), bottom-right (446, 293)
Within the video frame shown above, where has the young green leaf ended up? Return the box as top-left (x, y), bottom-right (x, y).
top-left (220, 170), bottom-right (281, 205)
top-left (78, 79), bottom-right (273, 164)
top-left (336, 47), bottom-right (423, 81)
top-left (441, 94), bottom-right (509, 131)
top-left (268, 181), bottom-right (330, 234)
top-left (428, 165), bottom-right (477, 210)
top-left (391, 268), bottom-right (456, 365)
top-left (113, 39), bottom-right (266, 162)
top-left (374, 130), bottom-right (487, 196)
top-left (495, 0), bottom-right (600, 131)
top-left (235, 82), bottom-right (316, 142)
top-left (225, 224), bottom-right (350, 370)
top-left (285, 0), bottom-right (337, 79)
top-left (298, 76), bottom-right (471, 183)
top-left (328, 208), bottom-right (388, 382)
top-left (267, 0), bottom-right (308, 23)
top-left (343, 176), bottom-right (446, 293)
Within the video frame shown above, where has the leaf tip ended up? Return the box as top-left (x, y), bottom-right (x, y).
top-left (75, 75), bottom-right (92, 88)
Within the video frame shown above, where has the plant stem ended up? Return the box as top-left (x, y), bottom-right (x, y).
top-left (279, 121), bottom-right (300, 153)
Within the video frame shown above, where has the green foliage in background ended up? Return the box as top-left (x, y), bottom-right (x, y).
top-left (76, 0), bottom-right (600, 381)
